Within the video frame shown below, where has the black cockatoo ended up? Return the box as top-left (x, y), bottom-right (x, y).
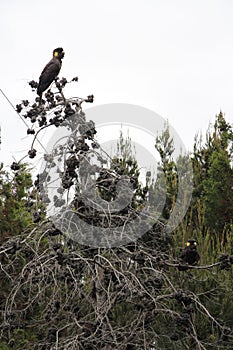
top-left (178, 239), bottom-right (200, 271)
top-left (37, 47), bottom-right (65, 101)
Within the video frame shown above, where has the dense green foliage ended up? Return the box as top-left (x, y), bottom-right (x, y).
top-left (0, 164), bottom-right (38, 240)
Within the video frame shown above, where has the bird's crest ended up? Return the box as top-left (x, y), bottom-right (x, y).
top-left (53, 47), bottom-right (64, 58)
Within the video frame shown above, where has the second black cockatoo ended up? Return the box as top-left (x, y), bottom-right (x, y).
top-left (179, 239), bottom-right (200, 270)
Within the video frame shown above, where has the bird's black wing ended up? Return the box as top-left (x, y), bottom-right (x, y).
top-left (191, 250), bottom-right (200, 265)
top-left (37, 58), bottom-right (61, 96)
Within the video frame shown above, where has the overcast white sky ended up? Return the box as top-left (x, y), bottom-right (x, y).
top-left (1, 0), bottom-right (233, 167)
